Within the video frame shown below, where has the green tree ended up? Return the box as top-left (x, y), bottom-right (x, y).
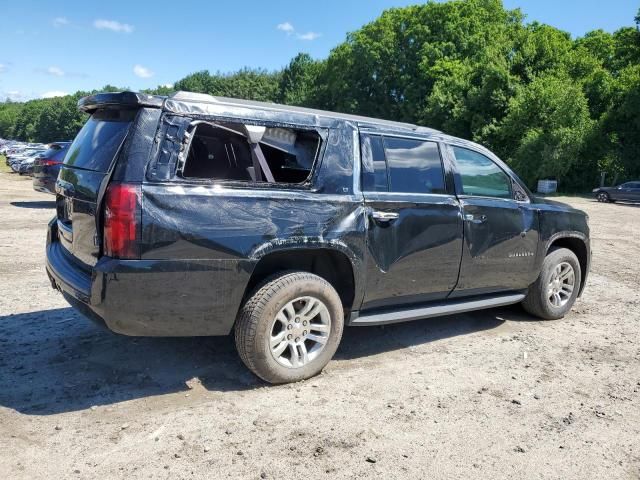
top-left (496, 74), bottom-right (594, 190)
top-left (1, 0), bottom-right (639, 192)
top-left (598, 64), bottom-right (640, 181)
top-left (278, 53), bottom-right (322, 106)
top-left (174, 68), bottom-right (281, 101)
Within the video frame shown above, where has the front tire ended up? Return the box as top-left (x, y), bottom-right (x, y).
top-left (522, 248), bottom-right (581, 320)
top-left (235, 271), bottom-right (344, 384)
top-left (596, 192), bottom-right (610, 202)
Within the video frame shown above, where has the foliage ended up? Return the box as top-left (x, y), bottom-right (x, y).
top-left (1, 0), bottom-right (639, 191)
top-left (173, 68), bottom-right (281, 101)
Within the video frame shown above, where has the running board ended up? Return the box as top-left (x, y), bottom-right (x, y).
top-left (350, 293), bottom-right (525, 326)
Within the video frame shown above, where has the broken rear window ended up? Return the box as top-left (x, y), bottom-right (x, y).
top-left (181, 121), bottom-right (322, 185)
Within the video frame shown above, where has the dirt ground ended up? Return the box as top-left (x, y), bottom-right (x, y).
top-left (0, 171), bottom-right (638, 480)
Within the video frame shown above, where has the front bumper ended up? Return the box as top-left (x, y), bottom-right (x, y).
top-left (45, 218), bottom-right (250, 337)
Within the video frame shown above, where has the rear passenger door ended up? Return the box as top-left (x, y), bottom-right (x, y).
top-left (360, 133), bottom-right (463, 311)
top-left (447, 145), bottom-right (539, 297)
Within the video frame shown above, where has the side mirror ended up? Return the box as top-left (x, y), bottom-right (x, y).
top-left (244, 125), bottom-right (266, 144)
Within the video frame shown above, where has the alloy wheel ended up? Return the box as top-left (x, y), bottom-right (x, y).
top-left (547, 261), bottom-right (575, 308)
top-left (269, 296), bottom-right (331, 368)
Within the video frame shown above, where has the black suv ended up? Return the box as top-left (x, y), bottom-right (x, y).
top-left (46, 92), bottom-right (591, 384)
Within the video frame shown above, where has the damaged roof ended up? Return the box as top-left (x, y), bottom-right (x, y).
top-left (78, 91), bottom-right (441, 134)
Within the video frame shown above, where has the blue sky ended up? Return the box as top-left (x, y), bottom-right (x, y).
top-left (1, 0), bottom-right (637, 101)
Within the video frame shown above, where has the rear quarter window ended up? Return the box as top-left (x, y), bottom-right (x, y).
top-left (64, 109), bottom-right (136, 172)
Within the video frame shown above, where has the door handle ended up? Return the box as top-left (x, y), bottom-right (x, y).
top-left (370, 211), bottom-right (399, 223)
top-left (464, 213), bottom-right (487, 224)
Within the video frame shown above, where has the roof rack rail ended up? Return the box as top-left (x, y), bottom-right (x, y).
top-left (76, 90), bottom-right (441, 134)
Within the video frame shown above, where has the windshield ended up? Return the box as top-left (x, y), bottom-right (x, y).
top-left (64, 109), bottom-right (136, 172)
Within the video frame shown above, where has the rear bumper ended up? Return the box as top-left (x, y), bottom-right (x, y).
top-left (33, 175), bottom-right (56, 194)
top-left (45, 219), bottom-right (251, 336)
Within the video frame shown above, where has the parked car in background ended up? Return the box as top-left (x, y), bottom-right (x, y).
top-left (46, 91), bottom-right (591, 384)
top-left (593, 182), bottom-right (640, 203)
top-left (6, 148), bottom-right (30, 164)
top-left (9, 149), bottom-right (46, 173)
top-left (33, 142), bottom-right (71, 193)
top-left (17, 156), bottom-right (38, 175)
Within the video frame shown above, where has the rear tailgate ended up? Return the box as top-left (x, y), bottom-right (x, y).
top-left (55, 109), bottom-right (136, 267)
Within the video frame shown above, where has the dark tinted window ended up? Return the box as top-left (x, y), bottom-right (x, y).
top-left (41, 145), bottom-right (69, 161)
top-left (41, 147), bottom-right (60, 158)
top-left (383, 138), bottom-right (445, 194)
top-left (360, 134), bottom-right (388, 192)
top-left (53, 147), bottom-right (69, 161)
top-left (452, 146), bottom-right (511, 199)
top-left (64, 109), bottom-right (135, 172)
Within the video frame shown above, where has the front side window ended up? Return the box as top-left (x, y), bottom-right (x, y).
top-left (383, 137), bottom-right (446, 194)
top-left (452, 146), bottom-right (512, 199)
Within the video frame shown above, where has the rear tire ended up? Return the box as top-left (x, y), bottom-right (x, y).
top-left (235, 271), bottom-right (344, 384)
top-left (522, 248), bottom-right (581, 320)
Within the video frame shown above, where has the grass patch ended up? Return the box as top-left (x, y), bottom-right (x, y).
top-left (0, 155), bottom-right (12, 173)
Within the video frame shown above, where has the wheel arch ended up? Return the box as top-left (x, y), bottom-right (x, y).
top-left (243, 245), bottom-right (358, 314)
top-left (545, 233), bottom-right (590, 296)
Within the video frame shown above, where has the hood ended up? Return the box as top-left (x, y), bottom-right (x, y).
top-left (531, 196), bottom-right (587, 216)
top-left (531, 196), bottom-right (571, 207)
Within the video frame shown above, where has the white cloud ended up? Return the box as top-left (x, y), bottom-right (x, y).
top-left (6, 91), bottom-right (23, 101)
top-left (41, 91), bottom-right (68, 98)
top-left (0, 64), bottom-right (7, 73)
top-left (161, 83), bottom-right (174, 88)
top-left (2, 90), bottom-right (36, 102)
top-left (53, 17), bottom-right (69, 27)
top-left (297, 31), bottom-right (322, 41)
top-left (277, 22), bottom-right (321, 41)
top-left (93, 19), bottom-right (134, 33)
top-left (133, 64), bottom-right (154, 78)
top-left (277, 22), bottom-right (295, 35)
top-left (47, 66), bottom-right (65, 77)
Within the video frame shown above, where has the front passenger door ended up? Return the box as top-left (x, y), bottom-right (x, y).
top-left (616, 182), bottom-right (638, 202)
top-left (631, 183), bottom-right (640, 203)
top-left (448, 145), bottom-right (539, 298)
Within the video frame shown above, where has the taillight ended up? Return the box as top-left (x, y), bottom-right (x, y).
top-left (40, 158), bottom-right (61, 166)
top-left (103, 183), bottom-right (141, 259)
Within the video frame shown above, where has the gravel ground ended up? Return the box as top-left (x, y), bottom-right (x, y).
top-left (0, 171), bottom-right (638, 479)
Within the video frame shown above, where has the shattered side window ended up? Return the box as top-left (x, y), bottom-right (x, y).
top-left (181, 121), bottom-right (322, 184)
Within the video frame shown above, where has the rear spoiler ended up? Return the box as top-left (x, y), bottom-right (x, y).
top-left (78, 92), bottom-right (165, 114)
